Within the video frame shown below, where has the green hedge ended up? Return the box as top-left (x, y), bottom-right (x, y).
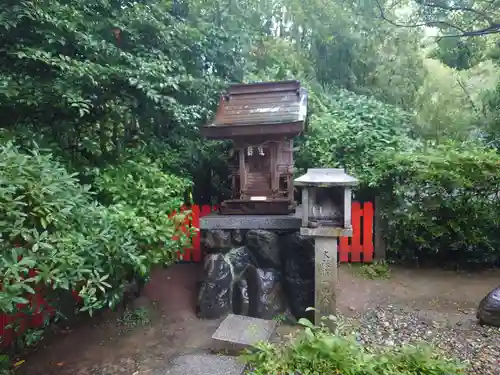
top-left (297, 88), bottom-right (500, 267)
top-left (378, 142), bottom-right (500, 267)
top-left (93, 154), bottom-right (193, 265)
top-left (0, 143), bottom-right (190, 346)
top-left (295, 88), bottom-right (418, 184)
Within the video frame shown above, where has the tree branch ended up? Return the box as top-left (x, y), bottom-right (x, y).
top-left (456, 76), bottom-right (480, 115)
top-left (439, 24), bottom-right (500, 38)
top-left (373, 0), bottom-right (500, 37)
top-left (414, 0), bottom-right (495, 25)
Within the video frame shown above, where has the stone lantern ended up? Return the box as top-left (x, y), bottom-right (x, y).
top-left (295, 168), bottom-right (358, 234)
top-left (294, 168), bottom-right (358, 328)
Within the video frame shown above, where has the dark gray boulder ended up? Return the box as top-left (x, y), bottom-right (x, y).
top-left (244, 265), bottom-right (286, 320)
top-left (231, 229), bottom-right (245, 246)
top-left (197, 253), bottom-right (233, 319)
top-left (280, 232), bottom-right (315, 322)
top-left (232, 279), bottom-right (250, 316)
top-left (199, 247), bottom-right (255, 319)
top-left (246, 230), bottom-right (281, 268)
top-left (255, 268), bottom-right (286, 319)
top-left (202, 229), bottom-right (233, 252)
top-left (477, 286), bottom-right (500, 327)
top-left (224, 246), bottom-right (253, 281)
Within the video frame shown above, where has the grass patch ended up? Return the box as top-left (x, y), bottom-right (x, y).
top-left (0, 355), bottom-right (12, 375)
top-left (349, 260), bottom-right (391, 280)
top-left (116, 307), bottom-right (150, 330)
top-left (272, 314), bottom-right (289, 325)
top-left (241, 315), bottom-right (465, 375)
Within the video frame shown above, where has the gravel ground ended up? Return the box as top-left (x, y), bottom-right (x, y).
top-left (343, 305), bottom-right (500, 375)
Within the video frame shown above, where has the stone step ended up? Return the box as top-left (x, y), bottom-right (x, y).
top-left (211, 314), bottom-right (277, 354)
top-left (162, 354), bottom-right (245, 375)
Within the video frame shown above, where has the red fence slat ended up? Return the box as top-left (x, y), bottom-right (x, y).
top-left (350, 202), bottom-right (363, 262)
top-left (362, 202), bottom-right (374, 262)
top-left (339, 236), bottom-right (350, 263)
top-left (183, 205), bottom-right (191, 261)
top-left (190, 204), bottom-right (201, 262)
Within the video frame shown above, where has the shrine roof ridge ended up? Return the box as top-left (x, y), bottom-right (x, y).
top-left (201, 80), bottom-right (308, 140)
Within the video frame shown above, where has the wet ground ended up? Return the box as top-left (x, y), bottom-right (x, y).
top-left (337, 266), bottom-right (500, 375)
top-left (338, 265), bottom-right (500, 317)
top-left (16, 264), bottom-right (500, 375)
top-left (17, 264), bottom-right (220, 375)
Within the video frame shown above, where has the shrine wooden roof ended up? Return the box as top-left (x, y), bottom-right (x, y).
top-left (201, 80), bottom-right (308, 139)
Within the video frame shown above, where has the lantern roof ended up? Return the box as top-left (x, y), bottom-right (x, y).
top-left (294, 168), bottom-right (358, 187)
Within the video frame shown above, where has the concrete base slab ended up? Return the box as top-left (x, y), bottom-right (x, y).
top-left (162, 354), bottom-right (245, 375)
top-left (200, 207), bottom-right (303, 230)
top-left (211, 314), bottom-right (277, 354)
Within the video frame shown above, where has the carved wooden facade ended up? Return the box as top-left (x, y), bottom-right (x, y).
top-left (201, 80), bottom-right (308, 214)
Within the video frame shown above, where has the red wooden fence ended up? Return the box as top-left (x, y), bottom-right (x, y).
top-left (178, 201), bottom-right (374, 263)
top-left (0, 202), bottom-right (374, 349)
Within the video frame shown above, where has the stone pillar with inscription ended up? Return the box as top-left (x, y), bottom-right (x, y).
top-left (315, 236), bottom-right (337, 328)
top-left (294, 169), bottom-right (358, 330)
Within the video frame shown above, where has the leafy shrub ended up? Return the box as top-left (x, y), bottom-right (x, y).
top-left (0, 143), bottom-right (189, 346)
top-left (0, 142), bottom-right (94, 314)
top-left (242, 317), bottom-right (464, 374)
top-left (296, 88), bottom-right (500, 267)
top-left (296, 89), bottom-right (419, 187)
top-left (94, 155), bottom-right (193, 260)
top-left (378, 142), bottom-right (500, 267)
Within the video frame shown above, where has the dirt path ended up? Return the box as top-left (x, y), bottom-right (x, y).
top-left (18, 264), bottom-right (221, 375)
top-left (337, 265), bottom-right (499, 317)
top-left (17, 264), bottom-right (500, 375)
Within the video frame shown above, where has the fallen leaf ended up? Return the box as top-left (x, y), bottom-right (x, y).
top-left (14, 360), bottom-right (25, 367)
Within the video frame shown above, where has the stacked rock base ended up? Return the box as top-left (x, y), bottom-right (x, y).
top-left (197, 229), bottom-right (317, 322)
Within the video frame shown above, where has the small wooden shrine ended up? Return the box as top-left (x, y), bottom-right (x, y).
top-left (201, 80), bottom-right (308, 215)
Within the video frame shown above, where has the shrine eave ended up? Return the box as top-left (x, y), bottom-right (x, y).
top-left (200, 121), bottom-right (304, 140)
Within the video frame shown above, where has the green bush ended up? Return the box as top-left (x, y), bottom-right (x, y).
top-left (1, 142), bottom-right (93, 314)
top-left (296, 88), bottom-right (500, 267)
top-left (378, 142), bottom-right (500, 267)
top-left (296, 89), bottom-right (419, 186)
top-left (242, 318), bottom-right (464, 375)
top-left (0, 143), bottom-right (190, 343)
top-left (93, 155), bottom-right (193, 263)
